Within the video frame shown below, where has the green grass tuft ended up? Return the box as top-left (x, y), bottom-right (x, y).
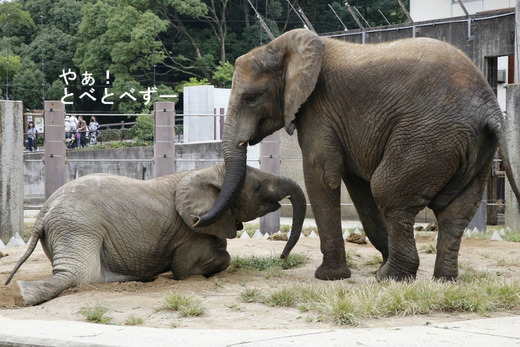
top-left (228, 253), bottom-right (307, 273)
top-left (163, 292), bottom-right (205, 317)
top-left (78, 303), bottom-right (111, 324)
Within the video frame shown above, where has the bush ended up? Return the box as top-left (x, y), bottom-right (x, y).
top-left (130, 116), bottom-right (154, 142)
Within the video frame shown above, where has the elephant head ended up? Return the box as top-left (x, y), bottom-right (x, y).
top-left (175, 165), bottom-right (306, 258)
top-left (197, 29), bottom-right (323, 227)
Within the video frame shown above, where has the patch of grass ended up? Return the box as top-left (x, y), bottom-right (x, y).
top-left (267, 286), bottom-right (297, 307)
top-left (163, 292), bottom-right (205, 317)
top-left (240, 287), bottom-right (264, 303)
top-left (243, 276), bottom-right (520, 326)
top-left (124, 314), bottom-right (144, 325)
top-left (23, 222), bottom-right (34, 241)
top-left (364, 255), bottom-right (383, 266)
top-left (78, 303), bottom-right (111, 324)
top-left (419, 244), bottom-right (437, 254)
top-left (228, 253), bottom-right (307, 273)
top-left (467, 227), bottom-right (520, 242)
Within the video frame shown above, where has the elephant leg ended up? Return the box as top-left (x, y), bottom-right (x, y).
top-left (431, 166), bottom-right (489, 280)
top-left (343, 173), bottom-right (389, 263)
top-left (171, 236), bottom-right (230, 280)
top-left (14, 273), bottom-right (76, 306)
top-left (14, 237), bottom-right (104, 306)
top-left (303, 161), bottom-right (350, 280)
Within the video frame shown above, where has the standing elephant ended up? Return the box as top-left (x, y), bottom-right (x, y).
top-left (196, 29), bottom-right (520, 282)
top-left (5, 165), bottom-right (305, 306)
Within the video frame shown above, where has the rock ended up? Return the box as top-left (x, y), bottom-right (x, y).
top-left (346, 233), bottom-right (367, 245)
top-left (252, 229), bottom-right (263, 239)
top-left (268, 233), bottom-right (288, 241)
top-left (240, 231), bottom-right (250, 239)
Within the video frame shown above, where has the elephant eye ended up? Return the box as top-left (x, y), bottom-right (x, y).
top-left (244, 94), bottom-right (259, 105)
top-left (253, 182), bottom-right (262, 192)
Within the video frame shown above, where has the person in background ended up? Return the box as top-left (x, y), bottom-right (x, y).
top-left (68, 114), bottom-right (78, 141)
top-left (88, 116), bottom-right (100, 146)
top-left (26, 121), bottom-right (38, 152)
top-left (77, 116), bottom-right (88, 148)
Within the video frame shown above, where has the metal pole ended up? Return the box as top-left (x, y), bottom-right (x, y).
top-left (344, 2), bottom-right (364, 30)
top-left (397, 0), bottom-right (413, 23)
top-left (378, 9), bottom-right (391, 26)
top-left (248, 0), bottom-right (275, 40)
top-left (44, 101), bottom-right (66, 200)
top-left (298, 7), bottom-right (316, 32)
top-left (456, 0), bottom-right (470, 17)
top-left (328, 4), bottom-right (348, 31)
top-left (354, 6), bottom-right (371, 28)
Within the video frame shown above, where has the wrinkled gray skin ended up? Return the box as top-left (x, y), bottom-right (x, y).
top-left (198, 29), bottom-right (520, 282)
top-left (6, 165), bottom-right (305, 306)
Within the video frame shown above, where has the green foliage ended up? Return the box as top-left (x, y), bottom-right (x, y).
top-left (124, 314), bottom-right (144, 325)
top-left (212, 61), bottom-right (234, 88)
top-left (0, 55), bottom-right (21, 82)
top-left (163, 292), bottom-right (205, 317)
top-left (167, 0), bottom-right (208, 18)
top-left (129, 115), bottom-right (154, 142)
top-left (12, 58), bottom-right (43, 109)
top-left (229, 253), bottom-right (307, 272)
top-left (78, 303), bottom-right (111, 324)
top-left (246, 275), bottom-right (520, 326)
top-left (3, 0), bottom-right (411, 111)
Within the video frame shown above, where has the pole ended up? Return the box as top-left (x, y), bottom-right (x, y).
top-left (154, 102), bottom-right (176, 177)
top-left (41, 16), bottom-right (45, 107)
top-left (44, 101), bottom-right (66, 200)
top-left (328, 4), bottom-right (348, 31)
top-left (6, 13), bottom-right (10, 100)
top-left (344, 2), bottom-right (364, 30)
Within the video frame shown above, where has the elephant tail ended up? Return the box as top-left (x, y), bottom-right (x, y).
top-left (4, 222), bottom-right (44, 286)
top-left (493, 120), bottom-right (520, 205)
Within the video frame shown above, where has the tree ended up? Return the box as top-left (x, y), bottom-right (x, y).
top-left (12, 58), bottom-right (44, 109)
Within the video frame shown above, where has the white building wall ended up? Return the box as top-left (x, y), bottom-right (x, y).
top-left (410, 0), bottom-right (514, 22)
top-left (183, 85), bottom-right (260, 168)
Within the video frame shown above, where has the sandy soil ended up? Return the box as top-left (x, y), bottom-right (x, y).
top-left (1, 233), bottom-right (519, 329)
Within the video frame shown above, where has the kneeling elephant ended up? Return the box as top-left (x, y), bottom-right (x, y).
top-left (5, 165), bottom-right (306, 306)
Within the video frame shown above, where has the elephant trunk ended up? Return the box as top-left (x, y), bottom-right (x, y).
top-left (281, 178), bottom-right (306, 259)
top-left (195, 137), bottom-right (248, 228)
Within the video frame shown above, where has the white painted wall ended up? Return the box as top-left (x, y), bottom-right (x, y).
top-left (410, 0), bottom-right (514, 22)
top-left (183, 85), bottom-right (260, 168)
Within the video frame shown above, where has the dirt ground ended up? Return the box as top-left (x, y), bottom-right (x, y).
top-left (1, 232), bottom-right (519, 330)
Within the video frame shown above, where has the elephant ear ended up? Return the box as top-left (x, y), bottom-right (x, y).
top-left (267, 29), bottom-right (324, 135)
top-left (175, 167), bottom-right (238, 239)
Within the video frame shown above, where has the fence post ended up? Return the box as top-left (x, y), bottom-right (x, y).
top-left (260, 130), bottom-right (281, 234)
top-left (505, 85), bottom-right (520, 230)
top-left (154, 102), bottom-right (176, 178)
top-left (44, 101), bottom-right (66, 200)
top-left (0, 101), bottom-right (24, 244)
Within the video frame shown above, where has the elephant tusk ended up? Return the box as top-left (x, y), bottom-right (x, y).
top-left (283, 195), bottom-right (291, 200)
top-left (238, 141), bottom-right (246, 147)
top-left (191, 215), bottom-right (202, 228)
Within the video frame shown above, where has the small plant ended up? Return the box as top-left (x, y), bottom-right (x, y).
top-left (364, 255), bottom-right (383, 265)
top-left (163, 292), bottom-right (205, 317)
top-left (419, 244), bottom-right (437, 254)
top-left (125, 314), bottom-right (144, 325)
top-left (214, 279), bottom-right (225, 288)
top-left (229, 253), bottom-right (307, 272)
top-left (78, 303), bottom-right (111, 324)
top-left (267, 287), bottom-right (297, 307)
top-left (240, 287), bottom-right (264, 303)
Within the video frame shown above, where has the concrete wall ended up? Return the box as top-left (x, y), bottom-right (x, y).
top-left (24, 142), bottom-right (223, 197)
top-left (0, 101), bottom-right (24, 244)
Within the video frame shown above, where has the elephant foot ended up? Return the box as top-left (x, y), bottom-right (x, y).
top-left (314, 262), bottom-right (351, 281)
top-left (375, 263), bottom-right (416, 282)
